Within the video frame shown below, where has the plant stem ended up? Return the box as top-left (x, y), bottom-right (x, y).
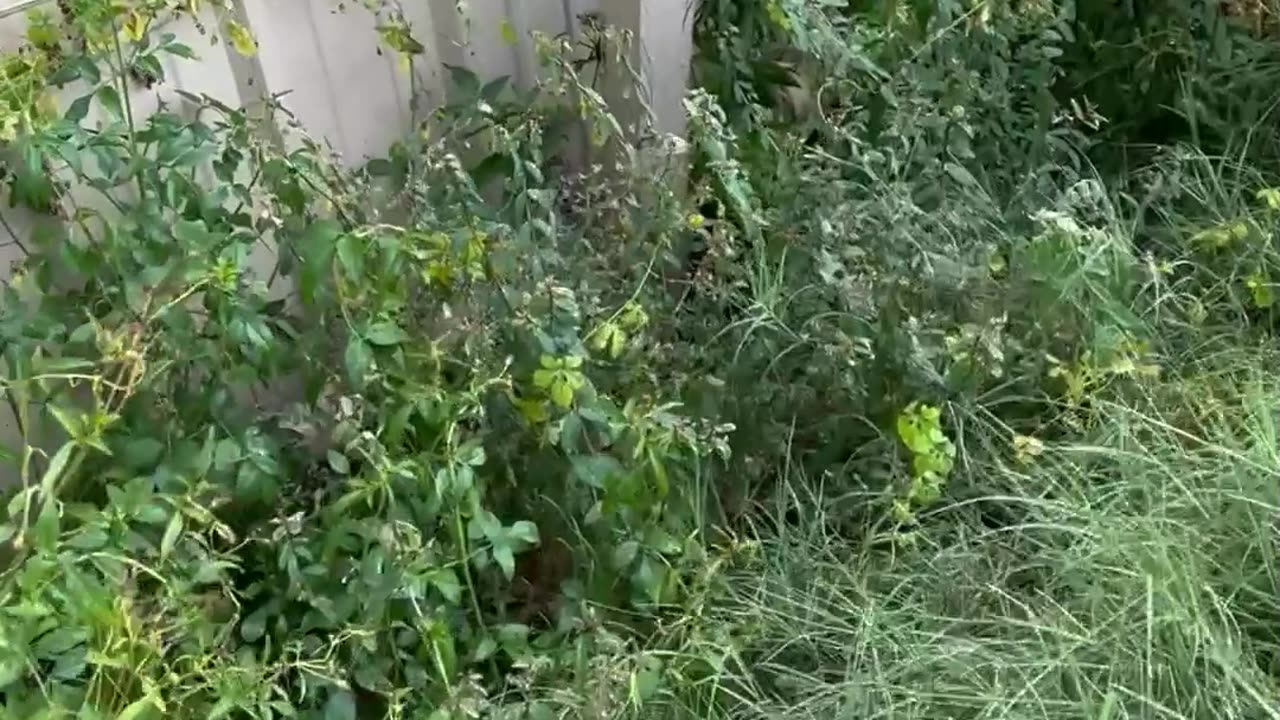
top-left (109, 20), bottom-right (142, 206)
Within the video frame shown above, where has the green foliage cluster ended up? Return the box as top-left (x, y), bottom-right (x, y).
top-left (672, 1), bottom-right (1280, 716)
top-left (3, 0), bottom-right (1280, 718)
top-left (0, 6), bottom-right (732, 719)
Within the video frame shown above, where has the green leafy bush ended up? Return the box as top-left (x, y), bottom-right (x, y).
top-left (0, 7), bottom-right (729, 718)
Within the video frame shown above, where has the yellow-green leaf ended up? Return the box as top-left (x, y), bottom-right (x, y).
top-left (1247, 273), bottom-right (1275, 308)
top-left (619, 301), bottom-right (649, 330)
top-left (500, 18), bottom-right (518, 47)
top-left (590, 323), bottom-right (627, 359)
top-left (225, 20), bottom-right (256, 57)
top-left (116, 696), bottom-right (156, 720)
top-left (376, 23), bottom-right (425, 55)
top-left (122, 9), bottom-right (147, 42)
top-left (532, 368), bottom-right (555, 389)
top-left (550, 378), bottom-right (574, 408)
top-left (1258, 187), bottom-right (1280, 210)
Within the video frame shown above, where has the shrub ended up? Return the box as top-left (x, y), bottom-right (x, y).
top-left (0, 6), bottom-right (727, 718)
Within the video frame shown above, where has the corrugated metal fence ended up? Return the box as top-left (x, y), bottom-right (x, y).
top-left (0, 0), bottom-right (692, 162)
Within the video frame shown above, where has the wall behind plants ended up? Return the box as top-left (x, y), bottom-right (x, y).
top-left (0, 0), bottom-right (695, 488)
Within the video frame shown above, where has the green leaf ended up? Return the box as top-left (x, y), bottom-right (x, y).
top-left (35, 626), bottom-right (85, 656)
top-left (47, 61), bottom-right (82, 86)
top-left (299, 219), bottom-right (341, 303)
top-left (473, 635), bottom-right (498, 662)
top-left (492, 542), bottom-right (515, 580)
top-left (160, 512), bottom-right (183, 560)
top-left (115, 696), bottom-right (157, 720)
top-left (458, 442), bottom-right (486, 467)
top-left (121, 437), bottom-right (164, 469)
top-left (549, 377), bottom-right (575, 408)
top-left (76, 56), bottom-right (101, 85)
top-left (96, 86), bottom-right (124, 122)
top-left (943, 161), bottom-right (979, 188)
top-left (558, 411), bottom-right (585, 453)
top-left (323, 690), bottom-right (356, 720)
top-left (326, 449), bottom-right (350, 475)
top-left (364, 321), bottom-right (406, 346)
top-left (7, 487), bottom-right (33, 520)
top-left (366, 158), bottom-right (395, 177)
top-left (35, 355), bottom-right (96, 374)
top-left (570, 454), bottom-right (623, 489)
top-left (66, 525), bottom-right (108, 550)
top-left (613, 540), bottom-right (639, 568)
top-left (630, 665), bottom-right (662, 705)
top-left (470, 152), bottom-right (514, 188)
top-left (384, 403), bottom-right (414, 447)
top-left (51, 647), bottom-right (87, 680)
top-left (497, 623), bottom-right (530, 648)
top-left (65, 94), bottom-right (92, 122)
top-left (633, 556), bottom-right (666, 606)
top-left (336, 234), bottom-right (364, 280)
top-left (508, 520), bottom-right (539, 547)
top-left (344, 338), bottom-right (372, 388)
top-left (173, 219), bottom-right (211, 247)
top-left (532, 368), bottom-right (555, 389)
top-left (69, 322), bottom-right (96, 345)
top-left (50, 405), bottom-right (83, 440)
top-left (134, 55), bottom-right (166, 86)
top-left (428, 568), bottom-right (462, 604)
top-left (39, 442), bottom-right (75, 500)
top-left (33, 504), bottom-right (60, 552)
top-left (443, 63), bottom-right (481, 97)
top-left (471, 509), bottom-right (501, 540)
top-left (213, 438), bottom-right (240, 471)
top-left (240, 608), bottom-right (267, 642)
top-left (163, 42), bottom-right (197, 59)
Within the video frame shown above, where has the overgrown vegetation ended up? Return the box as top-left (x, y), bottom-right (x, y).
top-left (1, 0), bottom-right (1278, 718)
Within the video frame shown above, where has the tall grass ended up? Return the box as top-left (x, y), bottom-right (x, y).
top-left (641, 147), bottom-right (1280, 717)
top-left (651, 4), bottom-right (1280, 715)
top-left (668, 341), bottom-right (1280, 720)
